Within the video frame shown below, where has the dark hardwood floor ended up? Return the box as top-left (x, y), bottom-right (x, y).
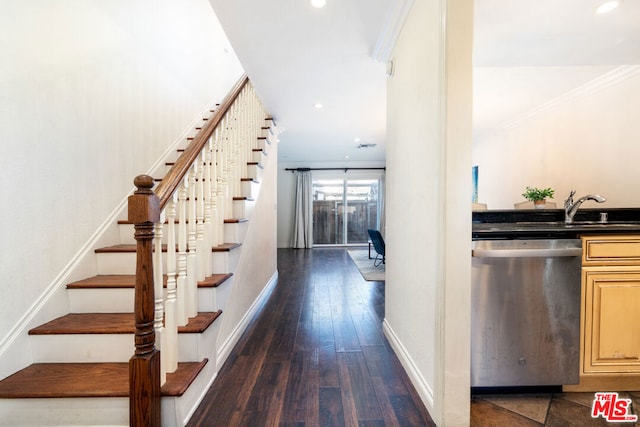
top-left (187, 247), bottom-right (435, 426)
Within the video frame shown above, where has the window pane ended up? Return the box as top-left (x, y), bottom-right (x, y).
top-left (313, 180), bottom-right (343, 244)
top-left (346, 180), bottom-right (378, 244)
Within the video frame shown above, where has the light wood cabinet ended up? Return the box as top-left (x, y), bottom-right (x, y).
top-left (582, 235), bottom-right (640, 266)
top-left (580, 235), bottom-right (640, 378)
top-left (582, 267), bottom-right (640, 373)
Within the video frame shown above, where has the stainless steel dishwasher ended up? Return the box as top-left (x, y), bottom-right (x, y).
top-left (471, 239), bottom-right (582, 387)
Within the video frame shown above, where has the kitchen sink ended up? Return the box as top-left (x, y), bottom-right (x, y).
top-left (473, 221), bottom-right (640, 234)
top-left (514, 221), bottom-right (640, 227)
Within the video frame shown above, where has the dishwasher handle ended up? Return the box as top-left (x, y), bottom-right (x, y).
top-left (473, 247), bottom-right (582, 258)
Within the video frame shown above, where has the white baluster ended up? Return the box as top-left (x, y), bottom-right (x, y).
top-left (229, 103), bottom-right (239, 218)
top-left (153, 218), bottom-right (166, 385)
top-left (211, 128), bottom-right (220, 247)
top-left (164, 194), bottom-right (178, 373)
top-left (217, 123), bottom-right (227, 247)
top-left (187, 166), bottom-right (198, 318)
top-left (196, 152), bottom-right (206, 281)
top-left (241, 93), bottom-right (248, 190)
top-left (203, 138), bottom-right (213, 277)
top-left (177, 177), bottom-right (188, 326)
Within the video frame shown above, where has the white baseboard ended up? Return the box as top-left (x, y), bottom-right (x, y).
top-left (216, 270), bottom-right (278, 368)
top-left (179, 370), bottom-right (218, 427)
top-left (382, 318), bottom-right (435, 413)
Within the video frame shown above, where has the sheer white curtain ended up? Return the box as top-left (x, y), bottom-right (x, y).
top-left (292, 171), bottom-right (313, 248)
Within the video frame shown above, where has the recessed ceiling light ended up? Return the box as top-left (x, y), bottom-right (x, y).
top-left (596, 0), bottom-right (620, 14)
top-left (344, 155), bottom-right (350, 159)
top-left (313, 103), bottom-right (323, 109)
top-left (311, 0), bottom-right (326, 8)
top-left (354, 137), bottom-right (361, 143)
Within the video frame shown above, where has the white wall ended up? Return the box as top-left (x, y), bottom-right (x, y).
top-left (0, 0), bottom-right (243, 369)
top-left (385, 0), bottom-right (472, 425)
top-left (473, 67), bottom-right (640, 210)
top-left (277, 161), bottom-right (385, 248)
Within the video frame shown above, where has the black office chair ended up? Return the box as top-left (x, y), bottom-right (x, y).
top-left (367, 229), bottom-right (385, 267)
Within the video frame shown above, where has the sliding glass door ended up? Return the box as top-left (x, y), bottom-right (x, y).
top-left (312, 178), bottom-right (380, 245)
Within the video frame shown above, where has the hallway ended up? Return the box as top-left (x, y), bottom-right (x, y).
top-left (187, 248), bottom-right (434, 426)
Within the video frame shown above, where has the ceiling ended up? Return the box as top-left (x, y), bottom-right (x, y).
top-left (209, 0), bottom-right (640, 163)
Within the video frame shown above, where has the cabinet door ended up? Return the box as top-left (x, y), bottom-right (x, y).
top-left (583, 268), bottom-right (640, 374)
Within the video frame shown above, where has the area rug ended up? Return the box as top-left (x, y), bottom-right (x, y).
top-left (347, 250), bottom-right (385, 281)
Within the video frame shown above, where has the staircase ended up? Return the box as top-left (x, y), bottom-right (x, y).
top-left (0, 77), bottom-right (279, 426)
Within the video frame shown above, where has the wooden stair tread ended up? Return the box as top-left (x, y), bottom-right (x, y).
top-left (67, 274), bottom-right (232, 289)
top-left (95, 243), bottom-right (241, 253)
top-left (233, 196), bottom-right (255, 201)
top-left (95, 244), bottom-right (138, 253)
top-left (0, 360), bottom-right (207, 398)
top-left (198, 273), bottom-right (233, 288)
top-left (241, 178), bottom-right (259, 183)
top-left (212, 242), bottom-right (241, 252)
top-left (29, 312), bottom-right (221, 335)
top-left (224, 218), bottom-right (248, 223)
top-left (66, 274), bottom-right (140, 288)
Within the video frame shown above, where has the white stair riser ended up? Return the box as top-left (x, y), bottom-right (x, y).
top-left (212, 249), bottom-right (240, 274)
top-left (118, 223), bottom-right (135, 244)
top-left (247, 164), bottom-right (263, 181)
top-left (224, 221), bottom-right (248, 243)
top-left (241, 180), bottom-right (260, 199)
top-left (178, 320), bottom-right (220, 362)
top-left (68, 288), bottom-right (134, 313)
top-left (260, 136), bottom-right (272, 149)
top-left (260, 127), bottom-right (272, 138)
top-left (96, 251), bottom-right (220, 275)
top-left (252, 151), bottom-right (266, 163)
top-left (0, 397), bottom-right (128, 427)
top-left (31, 335), bottom-right (133, 363)
top-left (232, 199), bottom-right (255, 219)
top-left (69, 285), bottom-right (228, 313)
top-left (30, 322), bottom-right (220, 364)
top-left (207, 279), bottom-right (233, 313)
top-left (119, 221), bottom-right (232, 246)
top-left (97, 252), bottom-right (162, 275)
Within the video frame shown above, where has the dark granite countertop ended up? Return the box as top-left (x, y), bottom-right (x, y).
top-left (472, 208), bottom-right (640, 240)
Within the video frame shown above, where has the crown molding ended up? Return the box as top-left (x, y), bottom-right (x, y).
top-left (502, 65), bottom-right (640, 130)
top-left (372, 0), bottom-right (415, 63)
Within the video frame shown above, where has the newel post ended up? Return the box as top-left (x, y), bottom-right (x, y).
top-left (128, 175), bottom-right (161, 427)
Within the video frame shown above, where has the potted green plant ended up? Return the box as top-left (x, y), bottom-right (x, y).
top-left (522, 186), bottom-right (555, 209)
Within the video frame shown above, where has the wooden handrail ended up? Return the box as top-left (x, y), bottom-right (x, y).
top-left (154, 74), bottom-right (250, 210)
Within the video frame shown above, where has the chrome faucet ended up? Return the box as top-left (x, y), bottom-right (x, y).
top-left (564, 190), bottom-right (606, 223)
